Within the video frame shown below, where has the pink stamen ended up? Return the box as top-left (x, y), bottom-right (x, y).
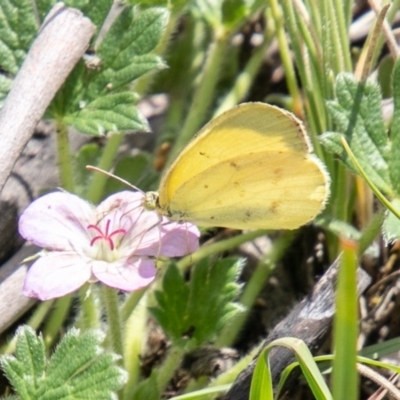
top-left (87, 219), bottom-right (126, 251)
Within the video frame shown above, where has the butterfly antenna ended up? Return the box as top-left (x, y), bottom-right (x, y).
top-left (86, 165), bottom-right (144, 193)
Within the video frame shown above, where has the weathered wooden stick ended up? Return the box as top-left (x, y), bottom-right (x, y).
top-left (224, 257), bottom-right (371, 400)
top-left (0, 3), bottom-right (95, 192)
top-left (0, 3), bottom-right (95, 332)
top-left (0, 244), bottom-right (38, 334)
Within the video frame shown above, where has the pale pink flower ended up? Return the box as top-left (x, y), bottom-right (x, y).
top-left (19, 191), bottom-right (199, 300)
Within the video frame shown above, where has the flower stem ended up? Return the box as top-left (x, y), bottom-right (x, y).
top-left (43, 294), bottom-right (73, 348)
top-left (102, 285), bottom-right (123, 360)
top-left (121, 287), bottom-right (146, 321)
top-left (156, 345), bottom-right (186, 392)
top-left (77, 284), bottom-right (99, 329)
top-left (177, 229), bottom-right (269, 273)
top-left (122, 293), bottom-right (148, 400)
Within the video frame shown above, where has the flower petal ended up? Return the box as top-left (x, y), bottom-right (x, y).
top-left (97, 191), bottom-right (168, 254)
top-left (96, 190), bottom-right (144, 217)
top-left (159, 222), bottom-right (200, 256)
top-left (101, 191), bottom-right (200, 257)
top-left (92, 258), bottom-right (156, 292)
top-left (135, 221), bottom-right (200, 257)
top-left (19, 192), bottom-right (94, 251)
top-left (23, 252), bottom-right (92, 300)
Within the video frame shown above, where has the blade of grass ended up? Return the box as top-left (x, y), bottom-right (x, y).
top-left (331, 237), bottom-right (358, 399)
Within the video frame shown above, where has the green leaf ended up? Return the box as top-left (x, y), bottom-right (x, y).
top-left (36, 0), bottom-right (55, 21)
top-left (98, 7), bottom-right (169, 61)
top-left (0, 0), bottom-right (38, 104)
top-left (250, 349), bottom-right (273, 400)
top-left (51, 6), bottom-right (169, 135)
top-left (132, 373), bottom-right (160, 400)
top-left (1, 327), bottom-right (45, 398)
top-left (221, 0), bottom-right (266, 29)
top-left (85, 7), bottom-right (169, 98)
top-left (0, 0), bottom-right (37, 75)
top-left (382, 198), bottom-right (400, 242)
top-left (0, 327), bottom-right (126, 399)
top-left (69, 0), bottom-right (113, 29)
top-left (390, 58), bottom-right (400, 196)
top-left (269, 338), bottom-right (333, 400)
top-left (150, 258), bottom-right (243, 345)
top-left (36, 1), bottom-right (113, 28)
top-left (96, 54), bottom-right (166, 92)
top-left (150, 263), bottom-right (191, 340)
top-left (65, 92), bottom-right (149, 135)
top-left (186, 258), bottom-right (243, 345)
top-left (320, 73), bottom-right (392, 196)
top-left (377, 55), bottom-right (394, 98)
top-left (332, 239), bottom-right (358, 400)
top-left (0, 74), bottom-right (12, 105)
top-left (222, 0), bottom-right (248, 28)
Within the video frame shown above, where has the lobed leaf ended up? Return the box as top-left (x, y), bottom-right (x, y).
top-left (0, 0), bottom-right (37, 75)
top-left (0, 327), bottom-right (46, 398)
top-left (150, 258), bottom-right (243, 345)
top-left (70, 0), bottom-right (113, 29)
top-left (0, 0), bottom-right (37, 105)
top-left (52, 6), bottom-right (169, 135)
top-left (382, 198), bottom-right (400, 243)
top-left (65, 92), bottom-right (149, 135)
top-left (150, 263), bottom-right (191, 340)
top-left (0, 327), bottom-right (126, 399)
top-left (321, 73), bottom-right (392, 196)
top-left (390, 58), bottom-right (400, 196)
top-left (186, 258), bottom-right (243, 345)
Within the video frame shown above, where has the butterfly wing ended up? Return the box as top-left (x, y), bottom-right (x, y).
top-left (158, 102), bottom-right (329, 229)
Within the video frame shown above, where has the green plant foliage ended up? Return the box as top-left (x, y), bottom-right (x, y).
top-left (320, 63), bottom-right (400, 241)
top-left (331, 240), bottom-right (358, 399)
top-left (191, 0), bottom-right (223, 27)
top-left (0, 0), bottom-right (37, 73)
top-left (132, 373), bottom-right (160, 400)
top-left (382, 198), bottom-right (400, 242)
top-left (221, 0), bottom-right (263, 28)
top-left (58, 6), bottom-right (169, 135)
top-left (0, 326), bottom-right (126, 399)
top-left (0, 0), bottom-right (38, 102)
top-left (0, 0), bottom-right (169, 135)
top-left (150, 258), bottom-right (243, 346)
top-left (321, 73), bottom-right (391, 195)
top-left (37, 0), bottom-right (114, 27)
top-left (73, 143), bottom-right (102, 194)
top-left (250, 338), bottom-right (333, 400)
top-left (68, 0), bottom-right (113, 29)
top-left (390, 58), bottom-right (400, 195)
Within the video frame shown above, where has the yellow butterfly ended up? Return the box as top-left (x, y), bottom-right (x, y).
top-left (145, 102), bottom-right (330, 230)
